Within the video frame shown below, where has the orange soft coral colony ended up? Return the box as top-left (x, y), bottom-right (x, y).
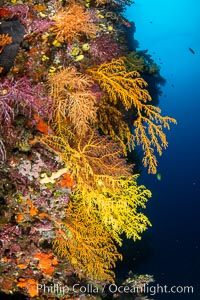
top-left (51, 4), bottom-right (97, 43)
top-left (58, 173), bottom-right (75, 188)
top-left (48, 67), bottom-right (97, 137)
top-left (0, 34), bottom-right (12, 54)
top-left (33, 114), bottom-right (54, 135)
top-left (34, 252), bottom-right (58, 276)
top-left (89, 57), bottom-right (177, 174)
top-left (17, 278), bottom-right (38, 298)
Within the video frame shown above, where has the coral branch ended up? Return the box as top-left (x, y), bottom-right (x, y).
top-left (90, 57), bottom-right (177, 173)
top-left (0, 33), bottom-right (12, 54)
top-left (53, 203), bottom-right (120, 281)
top-left (48, 67), bottom-right (97, 137)
top-left (51, 4), bottom-right (97, 43)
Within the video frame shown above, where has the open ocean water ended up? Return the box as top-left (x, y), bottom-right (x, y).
top-left (122, 0), bottom-right (200, 299)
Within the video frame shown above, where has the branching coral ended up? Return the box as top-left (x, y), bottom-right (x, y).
top-left (48, 67), bottom-right (97, 137)
top-left (124, 51), bottom-right (166, 106)
top-left (89, 57), bottom-right (177, 173)
top-left (134, 105), bottom-right (176, 174)
top-left (51, 4), bottom-right (97, 43)
top-left (31, 130), bottom-right (132, 194)
top-left (31, 129), bottom-right (151, 278)
top-left (0, 33), bottom-right (12, 54)
top-left (0, 0), bottom-right (175, 294)
top-left (89, 57), bottom-right (151, 109)
top-left (72, 175), bottom-right (152, 245)
top-left (97, 97), bottom-right (135, 153)
top-left (28, 52), bottom-right (154, 280)
top-left (53, 203), bottom-right (121, 281)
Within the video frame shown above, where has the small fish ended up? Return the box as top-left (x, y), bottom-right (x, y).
top-left (188, 47), bottom-right (195, 54)
top-left (121, 19), bottom-right (131, 28)
top-left (156, 173), bottom-right (162, 181)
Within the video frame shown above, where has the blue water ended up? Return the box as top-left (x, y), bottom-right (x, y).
top-left (124, 0), bottom-right (200, 299)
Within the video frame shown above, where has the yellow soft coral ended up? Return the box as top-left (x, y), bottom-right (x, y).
top-left (134, 105), bottom-right (176, 174)
top-left (97, 97), bottom-right (135, 154)
top-left (89, 57), bottom-right (151, 109)
top-left (89, 57), bottom-right (177, 173)
top-left (31, 129), bottom-right (132, 194)
top-left (72, 174), bottom-right (152, 245)
top-left (52, 203), bottom-right (121, 281)
top-left (32, 130), bottom-right (151, 280)
top-left (29, 57), bottom-right (154, 282)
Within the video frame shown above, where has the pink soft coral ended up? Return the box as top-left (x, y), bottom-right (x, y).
top-left (89, 35), bottom-right (123, 64)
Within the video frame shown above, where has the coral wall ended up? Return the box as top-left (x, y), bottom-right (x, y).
top-left (0, 0), bottom-right (176, 299)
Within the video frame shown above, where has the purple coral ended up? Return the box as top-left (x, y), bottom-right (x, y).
top-left (89, 35), bottom-right (123, 64)
top-left (17, 153), bottom-right (47, 181)
top-left (6, 4), bottom-right (29, 25)
top-left (0, 77), bottom-right (53, 161)
top-left (0, 77), bottom-right (53, 126)
top-left (27, 19), bottom-right (53, 35)
top-left (89, 83), bottom-right (105, 102)
top-left (0, 224), bottom-right (22, 256)
top-left (0, 139), bottom-right (6, 161)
